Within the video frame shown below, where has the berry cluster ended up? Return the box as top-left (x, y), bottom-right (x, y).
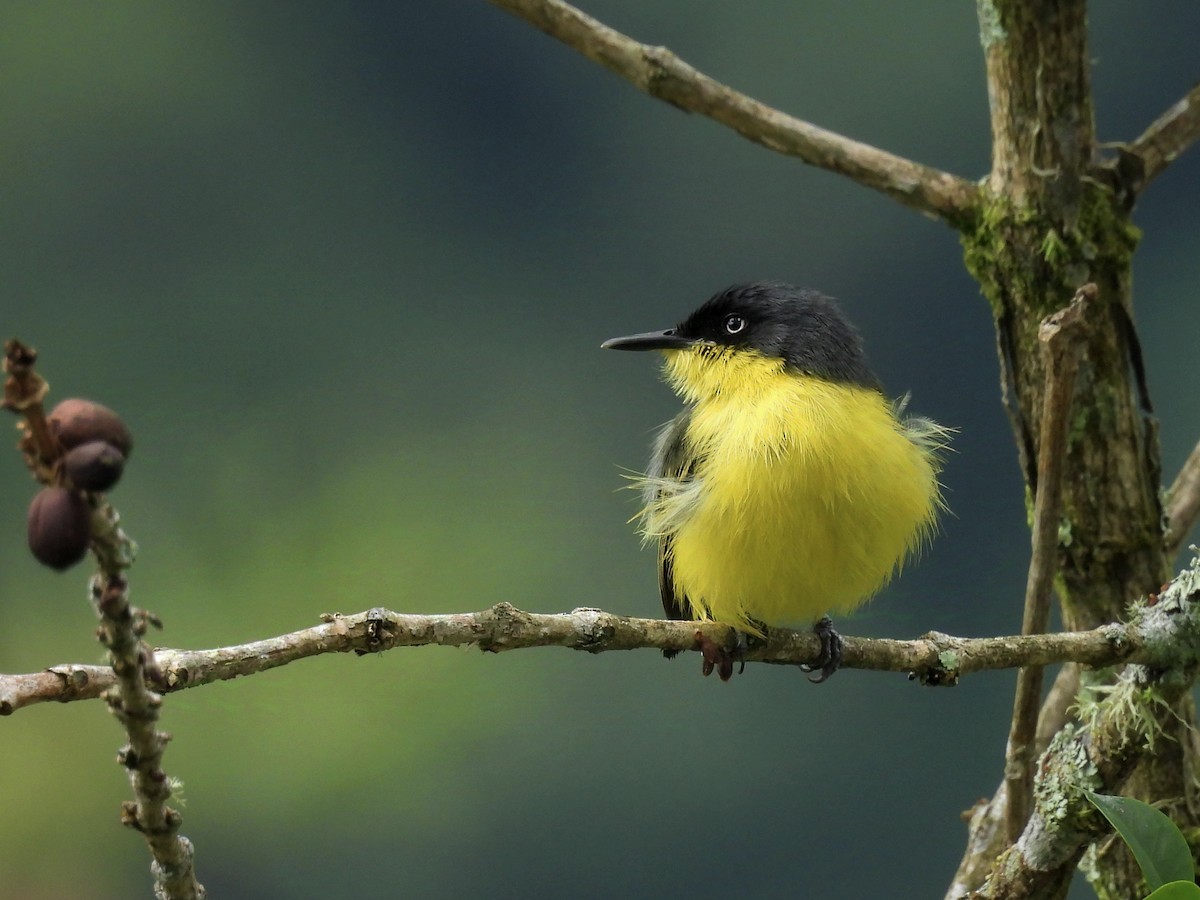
top-left (27, 399), bottom-right (134, 570)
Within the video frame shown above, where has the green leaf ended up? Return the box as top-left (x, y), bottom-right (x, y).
top-left (1084, 790), bottom-right (1194, 891)
top-left (1145, 881), bottom-right (1200, 900)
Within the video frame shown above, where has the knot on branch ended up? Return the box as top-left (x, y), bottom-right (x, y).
top-left (120, 800), bottom-right (144, 832)
top-left (639, 45), bottom-right (694, 113)
top-left (477, 602), bottom-right (533, 652)
top-left (917, 649), bottom-right (963, 687)
top-left (353, 607), bottom-right (393, 656)
top-left (569, 607), bottom-right (615, 651)
top-left (1098, 623), bottom-right (1133, 659)
top-left (904, 632), bottom-right (964, 686)
top-left (50, 665), bottom-right (92, 696)
top-left (1128, 553), bottom-right (1200, 670)
top-left (639, 45), bottom-right (674, 83)
top-left (119, 746), bottom-right (141, 770)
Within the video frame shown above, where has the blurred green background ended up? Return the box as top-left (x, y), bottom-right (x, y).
top-left (1, 2), bottom-right (1197, 897)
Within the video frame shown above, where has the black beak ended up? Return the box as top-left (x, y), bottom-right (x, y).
top-left (601, 329), bottom-right (696, 351)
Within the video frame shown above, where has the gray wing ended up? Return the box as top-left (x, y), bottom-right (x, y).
top-left (650, 410), bottom-right (694, 623)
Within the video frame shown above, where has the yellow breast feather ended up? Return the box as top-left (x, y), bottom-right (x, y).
top-left (633, 346), bottom-right (947, 634)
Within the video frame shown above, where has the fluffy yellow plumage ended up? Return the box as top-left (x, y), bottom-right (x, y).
top-left (638, 347), bottom-right (944, 633)
top-left (604, 282), bottom-right (949, 680)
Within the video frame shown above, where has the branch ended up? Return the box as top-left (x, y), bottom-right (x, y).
top-left (1005, 287), bottom-right (1092, 840)
top-left (946, 664), bottom-right (1083, 900)
top-left (1120, 82), bottom-right (1200, 194)
top-left (90, 504), bottom-right (204, 899)
top-left (971, 558), bottom-right (1200, 898)
top-left (0, 605), bottom-right (1171, 716)
top-left (979, 0), bottom-right (1093, 206)
top-left (4, 342), bottom-right (204, 899)
top-left (1, 339), bottom-right (58, 478)
top-left (1165, 435), bottom-right (1200, 559)
top-left (486, 0), bottom-right (980, 227)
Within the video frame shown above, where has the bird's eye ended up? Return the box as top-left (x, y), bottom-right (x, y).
top-left (723, 315), bottom-right (746, 335)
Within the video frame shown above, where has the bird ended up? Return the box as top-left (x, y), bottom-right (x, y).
top-left (602, 282), bottom-right (949, 681)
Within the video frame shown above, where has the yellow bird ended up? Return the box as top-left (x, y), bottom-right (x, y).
top-left (603, 282), bottom-right (948, 681)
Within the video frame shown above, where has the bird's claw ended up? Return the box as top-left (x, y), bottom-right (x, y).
top-left (693, 628), bottom-right (763, 680)
top-left (799, 616), bottom-right (843, 683)
top-left (696, 630), bottom-right (735, 681)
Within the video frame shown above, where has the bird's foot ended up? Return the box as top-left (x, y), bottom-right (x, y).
top-left (799, 616), bottom-right (843, 684)
top-left (696, 630), bottom-right (735, 681)
top-left (694, 627), bottom-right (764, 681)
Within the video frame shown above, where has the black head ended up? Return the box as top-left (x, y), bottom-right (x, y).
top-left (603, 282), bottom-right (881, 391)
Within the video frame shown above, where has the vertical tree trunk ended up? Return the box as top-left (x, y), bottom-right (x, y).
top-left (965, 1), bottom-right (1184, 895)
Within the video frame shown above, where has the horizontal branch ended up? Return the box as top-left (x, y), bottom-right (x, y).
top-left (0, 604), bottom-right (1159, 717)
top-left (486, 0), bottom-right (980, 227)
top-left (1122, 81), bottom-right (1200, 193)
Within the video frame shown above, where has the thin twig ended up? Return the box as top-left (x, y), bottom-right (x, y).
top-left (1121, 82), bottom-right (1200, 193)
top-left (1004, 285), bottom-right (1093, 842)
top-left (946, 782), bottom-right (1009, 900)
top-left (0, 605), bottom-right (1161, 717)
top-left (8, 341), bottom-right (205, 900)
top-left (90, 500), bottom-right (203, 899)
top-left (1165, 435), bottom-right (1200, 559)
top-left (1, 339), bottom-right (59, 477)
top-left (485, 0), bottom-right (980, 227)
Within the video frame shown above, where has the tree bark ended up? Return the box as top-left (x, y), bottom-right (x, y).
top-left (964, 2), bottom-right (1186, 896)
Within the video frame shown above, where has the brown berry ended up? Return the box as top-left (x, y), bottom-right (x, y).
top-left (27, 487), bottom-right (92, 570)
top-left (63, 441), bottom-right (126, 492)
top-left (47, 399), bottom-right (133, 459)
